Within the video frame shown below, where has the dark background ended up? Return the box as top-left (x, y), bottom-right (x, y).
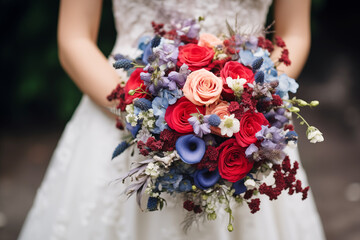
top-left (1, 0), bottom-right (360, 239)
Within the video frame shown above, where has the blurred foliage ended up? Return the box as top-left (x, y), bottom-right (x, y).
top-left (0, 0), bottom-right (115, 125)
top-left (1, 0), bottom-right (357, 125)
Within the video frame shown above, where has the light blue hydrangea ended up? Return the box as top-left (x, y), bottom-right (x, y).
top-left (158, 88), bottom-right (183, 105)
top-left (276, 74), bottom-right (299, 99)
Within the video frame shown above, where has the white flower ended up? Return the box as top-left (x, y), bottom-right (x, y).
top-left (226, 77), bottom-right (247, 94)
top-left (217, 53), bottom-right (228, 60)
top-left (125, 104), bottom-right (135, 114)
top-left (145, 162), bottom-right (160, 178)
top-left (136, 127), bottom-right (152, 143)
top-left (244, 179), bottom-right (256, 190)
top-left (218, 114), bottom-right (240, 137)
top-left (306, 126), bottom-right (324, 143)
top-left (125, 114), bottom-right (138, 127)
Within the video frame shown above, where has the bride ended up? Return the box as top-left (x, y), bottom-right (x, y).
top-left (18, 0), bottom-right (326, 239)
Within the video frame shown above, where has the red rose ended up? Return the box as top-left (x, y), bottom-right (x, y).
top-left (124, 68), bottom-right (148, 105)
top-left (177, 44), bottom-right (215, 71)
top-left (217, 138), bottom-right (253, 182)
top-left (220, 61), bottom-right (255, 100)
top-left (235, 112), bottom-right (269, 147)
top-left (165, 97), bottom-right (205, 133)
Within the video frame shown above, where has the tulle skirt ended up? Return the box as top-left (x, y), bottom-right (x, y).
top-left (18, 95), bottom-right (326, 240)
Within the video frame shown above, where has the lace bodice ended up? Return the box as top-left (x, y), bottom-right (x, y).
top-left (111, 0), bottom-right (272, 58)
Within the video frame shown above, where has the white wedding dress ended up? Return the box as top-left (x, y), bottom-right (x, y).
top-left (19, 0), bottom-right (326, 239)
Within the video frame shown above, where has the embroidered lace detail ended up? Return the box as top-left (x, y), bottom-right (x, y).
top-left (111, 0), bottom-right (272, 58)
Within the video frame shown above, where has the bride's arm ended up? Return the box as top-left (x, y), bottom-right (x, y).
top-left (58, 0), bottom-right (119, 107)
top-left (273, 0), bottom-right (311, 79)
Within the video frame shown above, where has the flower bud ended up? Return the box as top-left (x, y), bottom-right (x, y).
top-left (297, 99), bottom-right (308, 107)
top-left (227, 224), bottom-right (234, 232)
top-left (128, 90), bottom-right (136, 96)
top-left (289, 107), bottom-right (300, 113)
top-left (310, 100), bottom-right (319, 107)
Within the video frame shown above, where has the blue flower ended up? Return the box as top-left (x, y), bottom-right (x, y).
top-left (285, 131), bottom-right (298, 144)
top-left (156, 168), bottom-right (183, 193)
top-left (152, 115), bottom-right (168, 134)
top-left (193, 168), bottom-right (220, 190)
top-left (232, 178), bottom-right (247, 195)
top-left (152, 97), bottom-right (168, 117)
top-left (276, 74), bottom-right (299, 99)
top-left (126, 122), bottom-right (141, 138)
top-left (232, 174), bottom-right (253, 195)
top-left (176, 135), bottom-right (206, 164)
top-left (137, 36), bottom-right (151, 51)
top-left (239, 49), bottom-right (256, 67)
top-left (158, 88), bottom-right (183, 105)
top-left (178, 179), bottom-right (192, 192)
top-left (142, 42), bottom-right (153, 65)
top-left (147, 197), bottom-right (159, 211)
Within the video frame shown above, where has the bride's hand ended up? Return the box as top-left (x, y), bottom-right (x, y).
top-left (57, 0), bottom-right (120, 108)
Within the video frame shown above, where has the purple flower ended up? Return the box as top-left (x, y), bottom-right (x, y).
top-left (255, 125), bottom-right (286, 150)
top-left (245, 143), bottom-right (259, 158)
top-left (174, 18), bottom-right (200, 39)
top-left (188, 115), bottom-right (211, 138)
top-left (264, 108), bottom-right (289, 128)
top-left (155, 42), bottom-right (179, 67)
top-left (168, 64), bottom-right (191, 88)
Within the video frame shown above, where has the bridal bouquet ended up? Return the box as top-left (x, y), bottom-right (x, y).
top-left (107, 17), bottom-right (324, 231)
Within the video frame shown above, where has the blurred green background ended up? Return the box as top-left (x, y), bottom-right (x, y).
top-left (0, 0), bottom-right (117, 125)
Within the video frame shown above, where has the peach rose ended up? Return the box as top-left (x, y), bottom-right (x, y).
top-left (198, 33), bottom-right (223, 48)
top-left (183, 69), bottom-right (223, 106)
top-left (206, 100), bottom-right (230, 119)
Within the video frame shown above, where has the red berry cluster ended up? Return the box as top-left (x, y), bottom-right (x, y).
top-left (247, 198), bottom-right (261, 214)
top-left (107, 83), bottom-right (126, 111)
top-left (223, 36), bottom-right (238, 56)
top-left (196, 146), bottom-right (219, 171)
top-left (271, 94), bottom-right (283, 107)
top-left (275, 36), bottom-right (291, 66)
top-left (183, 200), bottom-right (202, 213)
top-left (259, 156), bottom-right (309, 201)
top-left (284, 124), bottom-right (294, 131)
top-left (151, 21), bottom-right (166, 36)
top-left (137, 137), bottom-right (164, 156)
top-left (180, 35), bottom-right (199, 44)
top-left (228, 89), bottom-right (258, 119)
top-left (257, 36), bottom-right (274, 52)
top-left (209, 57), bottom-right (232, 77)
top-left (159, 129), bottom-right (181, 151)
top-left (115, 118), bottom-right (124, 130)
